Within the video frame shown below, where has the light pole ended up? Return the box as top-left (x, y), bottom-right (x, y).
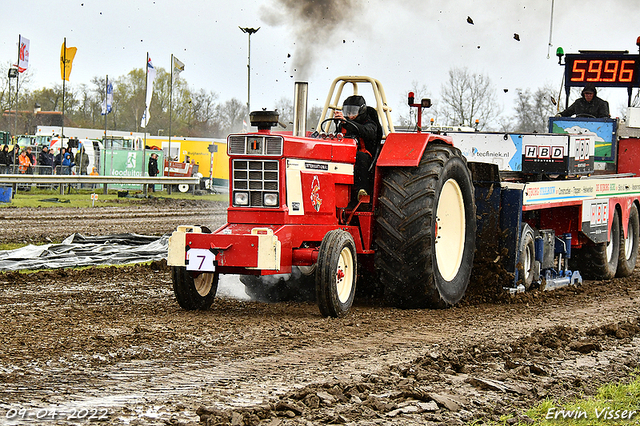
top-left (239, 27), bottom-right (260, 118)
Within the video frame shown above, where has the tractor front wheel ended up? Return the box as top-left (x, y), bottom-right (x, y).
top-left (172, 266), bottom-right (218, 310)
top-left (315, 230), bottom-right (357, 317)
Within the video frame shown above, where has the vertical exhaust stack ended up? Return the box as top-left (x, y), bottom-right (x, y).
top-left (293, 82), bottom-right (308, 137)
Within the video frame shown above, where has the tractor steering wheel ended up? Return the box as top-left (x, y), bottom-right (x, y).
top-left (319, 117), bottom-right (343, 136)
top-left (575, 113), bottom-right (596, 119)
top-left (317, 117), bottom-right (361, 139)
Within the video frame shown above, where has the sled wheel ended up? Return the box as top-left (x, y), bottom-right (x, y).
top-left (178, 184), bottom-right (191, 193)
top-left (518, 224), bottom-right (537, 289)
top-left (617, 204), bottom-right (639, 277)
top-left (315, 230), bottom-right (357, 317)
top-left (171, 266), bottom-right (218, 310)
top-left (376, 143), bottom-right (476, 308)
top-left (574, 209), bottom-right (620, 280)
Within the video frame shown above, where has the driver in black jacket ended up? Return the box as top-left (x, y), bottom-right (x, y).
top-left (558, 84), bottom-right (610, 118)
top-left (334, 95), bottom-right (381, 208)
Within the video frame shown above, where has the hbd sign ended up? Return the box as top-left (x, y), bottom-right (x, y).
top-left (521, 134), bottom-right (593, 176)
top-left (524, 145), bottom-right (565, 160)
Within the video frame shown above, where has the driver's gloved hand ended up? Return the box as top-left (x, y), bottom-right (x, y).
top-left (342, 120), bottom-right (362, 137)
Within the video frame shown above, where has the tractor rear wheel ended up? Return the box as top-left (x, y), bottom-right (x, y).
top-left (315, 230), bottom-right (357, 317)
top-left (572, 210), bottom-right (620, 280)
top-left (616, 204), bottom-right (639, 277)
top-left (375, 143), bottom-right (476, 308)
top-left (172, 266), bottom-right (218, 310)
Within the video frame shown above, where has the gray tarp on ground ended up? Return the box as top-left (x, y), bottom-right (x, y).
top-left (0, 233), bottom-right (168, 271)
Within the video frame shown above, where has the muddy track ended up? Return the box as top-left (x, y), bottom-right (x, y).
top-left (0, 199), bottom-right (639, 425)
top-left (0, 199), bottom-right (226, 244)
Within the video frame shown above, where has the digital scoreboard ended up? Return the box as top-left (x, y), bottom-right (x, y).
top-left (565, 53), bottom-right (640, 88)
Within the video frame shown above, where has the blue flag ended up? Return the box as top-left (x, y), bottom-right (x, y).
top-left (101, 81), bottom-right (113, 115)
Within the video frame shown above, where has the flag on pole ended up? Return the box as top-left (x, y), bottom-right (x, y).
top-left (60, 40), bottom-right (77, 81)
top-left (141, 56), bottom-right (156, 128)
top-left (172, 56), bottom-right (185, 79)
top-left (101, 81), bottom-right (114, 115)
top-left (17, 35), bottom-right (30, 73)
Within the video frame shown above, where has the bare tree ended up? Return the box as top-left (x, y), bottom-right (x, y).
top-left (30, 85), bottom-right (65, 112)
top-left (439, 67), bottom-right (500, 130)
top-left (307, 105), bottom-right (323, 131)
top-left (512, 84), bottom-right (556, 133)
top-left (216, 98), bottom-right (246, 136)
top-left (180, 88), bottom-right (219, 136)
top-left (274, 97), bottom-right (293, 130)
top-left (114, 69), bottom-right (145, 132)
top-left (396, 81), bottom-right (435, 128)
top-left (0, 62), bottom-right (32, 108)
top-left (0, 62), bottom-right (16, 113)
top-left (73, 83), bottom-right (102, 128)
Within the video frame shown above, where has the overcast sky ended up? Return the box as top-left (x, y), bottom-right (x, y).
top-left (2, 0), bottom-right (640, 124)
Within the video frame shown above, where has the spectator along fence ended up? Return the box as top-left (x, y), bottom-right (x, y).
top-left (0, 166), bottom-right (199, 196)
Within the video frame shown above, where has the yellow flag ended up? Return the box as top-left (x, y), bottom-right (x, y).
top-left (60, 41), bottom-right (77, 81)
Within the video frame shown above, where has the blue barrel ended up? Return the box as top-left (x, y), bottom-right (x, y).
top-left (0, 187), bottom-right (12, 203)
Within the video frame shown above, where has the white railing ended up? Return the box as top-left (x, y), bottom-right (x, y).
top-left (0, 174), bottom-right (200, 196)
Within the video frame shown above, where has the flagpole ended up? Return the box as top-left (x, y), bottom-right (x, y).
top-left (143, 52), bottom-right (148, 148)
top-left (166, 54), bottom-right (173, 195)
top-left (15, 35), bottom-right (20, 141)
top-left (142, 53), bottom-right (148, 190)
top-left (169, 54), bottom-right (173, 165)
top-left (62, 38), bottom-right (66, 144)
top-left (104, 75), bottom-right (108, 139)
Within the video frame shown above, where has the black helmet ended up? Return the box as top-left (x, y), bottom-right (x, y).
top-left (582, 84), bottom-right (597, 96)
top-left (342, 95), bottom-right (366, 119)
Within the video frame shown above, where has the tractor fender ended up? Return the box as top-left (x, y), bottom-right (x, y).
top-left (376, 133), bottom-right (454, 167)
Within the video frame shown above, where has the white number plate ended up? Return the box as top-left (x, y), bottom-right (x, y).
top-left (186, 249), bottom-right (216, 272)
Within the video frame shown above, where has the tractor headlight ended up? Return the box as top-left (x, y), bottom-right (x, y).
top-left (234, 191), bottom-right (249, 206)
top-left (263, 192), bottom-right (278, 207)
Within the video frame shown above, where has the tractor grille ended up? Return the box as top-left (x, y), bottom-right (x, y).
top-left (232, 159), bottom-right (280, 208)
top-left (228, 135), bottom-right (283, 156)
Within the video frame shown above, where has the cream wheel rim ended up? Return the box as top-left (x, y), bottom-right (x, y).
top-left (606, 233), bottom-right (614, 262)
top-left (435, 179), bottom-right (466, 281)
top-left (523, 240), bottom-right (533, 280)
top-left (336, 247), bottom-right (354, 304)
top-left (194, 272), bottom-right (214, 296)
top-left (624, 223), bottom-right (634, 261)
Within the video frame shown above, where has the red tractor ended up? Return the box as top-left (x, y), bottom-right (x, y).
top-left (167, 76), bottom-right (477, 316)
top-left (168, 71), bottom-right (640, 317)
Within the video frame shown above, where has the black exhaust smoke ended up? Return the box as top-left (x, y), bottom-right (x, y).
top-left (260, 0), bottom-right (363, 79)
